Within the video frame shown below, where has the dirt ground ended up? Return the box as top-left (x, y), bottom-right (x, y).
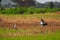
top-left (0, 16), bottom-right (60, 34)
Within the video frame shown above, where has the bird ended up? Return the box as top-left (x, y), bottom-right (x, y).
top-left (14, 23), bottom-right (17, 30)
top-left (40, 19), bottom-right (45, 26)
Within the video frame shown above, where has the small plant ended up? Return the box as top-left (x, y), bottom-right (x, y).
top-left (29, 11), bottom-right (34, 14)
top-left (19, 10), bottom-right (24, 14)
top-left (40, 9), bottom-right (45, 13)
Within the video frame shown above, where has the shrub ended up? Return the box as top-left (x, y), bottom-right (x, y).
top-left (0, 7), bottom-right (60, 14)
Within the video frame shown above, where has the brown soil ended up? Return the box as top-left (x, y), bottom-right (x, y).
top-left (0, 17), bottom-right (60, 36)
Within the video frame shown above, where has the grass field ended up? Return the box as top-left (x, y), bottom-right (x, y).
top-left (0, 13), bottom-right (60, 40)
top-left (0, 28), bottom-right (60, 40)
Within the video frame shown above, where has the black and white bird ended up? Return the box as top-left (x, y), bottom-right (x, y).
top-left (40, 19), bottom-right (45, 26)
top-left (40, 19), bottom-right (47, 26)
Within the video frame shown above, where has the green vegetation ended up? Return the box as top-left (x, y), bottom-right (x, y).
top-left (0, 7), bottom-right (60, 14)
top-left (0, 28), bottom-right (60, 40)
top-left (0, 13), bottom-right (60, 19)
top-left (0, 33), bottom-right (60, 40)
